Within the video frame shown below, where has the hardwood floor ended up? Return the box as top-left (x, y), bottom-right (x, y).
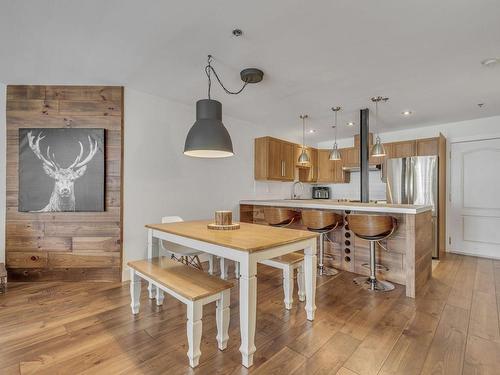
top-left (1, 253), bottom-right (499, 374)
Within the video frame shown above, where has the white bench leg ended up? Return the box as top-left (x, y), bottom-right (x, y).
top-left (283, 265), bottom-right (294, 310)
top-left (216, 289), bottom-right (231, 350)
top-left (234, 261), bottom-right (240, 279)
top-left (130, 269), bottom-right (141, 315)
top-left (156, 288), bottom-right (165, 306)
top-left (208, 254), bottom-right (215, 275)
top-left (186, 301), bottom-right (203, 368)
top-left (220, 257), bottom-right (229, 280)
top-left (297, 263), bottom-right (306, 302)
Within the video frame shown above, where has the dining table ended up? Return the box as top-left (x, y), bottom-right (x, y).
top-left (144, 220), bottom-right (318, 368)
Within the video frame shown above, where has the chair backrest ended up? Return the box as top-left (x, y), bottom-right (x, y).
top-left (346, 214), bottom-right (397, 240)
top-left (160, 216), bottom-right (184, 251)
top-left (162, 216), bottom-right (183, 224)
top-left (302, 210), bottom-right (342, 231)
top-left (264, 208), bottom-right (298, 226)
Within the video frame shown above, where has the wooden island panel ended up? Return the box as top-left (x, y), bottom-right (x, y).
top-left (240, 203), bottom-right (433, 298)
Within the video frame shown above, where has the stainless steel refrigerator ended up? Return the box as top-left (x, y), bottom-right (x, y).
top-left (386, 156), bottom-right (439, 258)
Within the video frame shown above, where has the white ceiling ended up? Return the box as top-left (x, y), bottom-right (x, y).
top-left (1, 0), bottom-right (500, 143)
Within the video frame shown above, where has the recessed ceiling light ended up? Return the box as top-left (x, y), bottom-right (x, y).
top-left (346, 121), bottom-right (355, 126)
top-left (232, 29), bottom-right (243, 37)
top-left (401, 110), bottom-right (413, 116)
top-left (481, 58), bottom-right (499, 67)
top-left (308, 129), bottom-right (316, 134)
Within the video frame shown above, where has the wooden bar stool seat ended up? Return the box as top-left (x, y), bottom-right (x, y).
top-left (128, 257), bottom-right (232, 368)
top-left (301, 210), bottom-right (343, 276)
top-left (346, 214), bottom-right (397, 292)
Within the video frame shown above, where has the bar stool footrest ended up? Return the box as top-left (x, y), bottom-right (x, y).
top-left (361, 263), bottom-right (389, 272)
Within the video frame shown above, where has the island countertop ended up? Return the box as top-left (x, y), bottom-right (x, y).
top-left (239, 199), bottom-right (432, 214)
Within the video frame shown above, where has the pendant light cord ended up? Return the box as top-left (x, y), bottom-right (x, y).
top-left (205, 55), bottom-right (248, 99)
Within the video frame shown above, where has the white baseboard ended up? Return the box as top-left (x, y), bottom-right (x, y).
top-left (446, 249), bottom-right (500, 260)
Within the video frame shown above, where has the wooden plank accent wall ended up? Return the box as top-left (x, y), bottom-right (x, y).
top-left (5, 85), bottom-right (123, 282)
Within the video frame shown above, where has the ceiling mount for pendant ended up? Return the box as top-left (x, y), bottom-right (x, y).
top-left (240, 68), bottom-right (264, 84)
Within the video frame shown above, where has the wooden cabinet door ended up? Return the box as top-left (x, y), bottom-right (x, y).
top-left (343, 147), bottom-right (359, 167)
top-left (267, 138), bottom-right (283, 179)
top-left (316, 149), bottom-right (334, 182)
top-left (416, 137), bottom-right (439, 156)
top-left (281, 142), bottom-right (295, 180)
top-left (332, 159), bottom-right (350, 183)
top-left (390, 140), bottom-right (416, 158)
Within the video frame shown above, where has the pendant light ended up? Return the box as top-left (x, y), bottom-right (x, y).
top-left (184, 55), bottom-right (264, 158)
top-left (370, 96), bottom-right (389, 157)
top-left (329, 106), bottom-right (342, 160)
top-left (298, 114), bottom-right (310, 164)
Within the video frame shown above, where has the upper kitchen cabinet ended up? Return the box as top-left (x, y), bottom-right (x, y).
top-left (316, 149), bottom-right (350, 183)
top-left (387, 140), bottom-right (417, 158)
top-left (295, 145), bottom-right (318, 182)
top-left (342, 147), bottom-right (360, 168)
top-left (416, 137), bottom-right (439, 156)
top-left (255, 137), bottom-right (295, 181)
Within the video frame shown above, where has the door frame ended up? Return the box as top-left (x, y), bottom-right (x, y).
top-left (446, 133), bottom-right (500, 259)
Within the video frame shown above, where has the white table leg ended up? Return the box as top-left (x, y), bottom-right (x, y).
top-left (187, 301), bottom-right (203, 368)
top-left (147, 229), bottom-right (156, 299)
top-left (216, 289), bottom-right (230, 350)
top-left (283, 265), bottom-right (294, 310)
top-left (239, 258), bottom-right (257, 368)
top-left (130, 268), bottom-right (141, 314)
top-left (304, 239), bottom-right (317, 321)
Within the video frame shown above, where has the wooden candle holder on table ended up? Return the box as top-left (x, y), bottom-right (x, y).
top-left (207, 211), bottom-right (240, 230)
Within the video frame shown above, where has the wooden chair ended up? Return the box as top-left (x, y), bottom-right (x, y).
top-left (160, 216), bottom-right (215, 273)
top-left (346, 214), bottom-right (397, 291)
top-left (128, 257), bottom-right (232, 368)
top-left (301, 210), bottom-right (343, 276)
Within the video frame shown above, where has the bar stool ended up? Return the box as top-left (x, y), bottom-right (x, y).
top-left (301, 210), bottom-right (343, 276)
top-left (346, 214), bottom-right (397, 291)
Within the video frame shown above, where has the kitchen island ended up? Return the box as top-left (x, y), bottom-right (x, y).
top-left (240, 199), bottom-right (433, 298)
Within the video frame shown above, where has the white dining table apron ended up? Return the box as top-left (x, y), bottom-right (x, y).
top-left (146, 227), bottom-right (317, 368)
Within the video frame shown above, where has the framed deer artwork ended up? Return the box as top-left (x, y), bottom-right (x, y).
top-left (18, 128), bottom-right (105, 212)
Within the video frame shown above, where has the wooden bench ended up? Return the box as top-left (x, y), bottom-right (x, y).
top-left (128, 257), bottom-right (232, 368)
top-left (0, 263), bottom-right (6, 294)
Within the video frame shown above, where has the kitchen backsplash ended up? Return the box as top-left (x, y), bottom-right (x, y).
top-left (251, 181), bottom-right (313, 200)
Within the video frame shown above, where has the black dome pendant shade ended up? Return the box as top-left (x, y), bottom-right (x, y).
top-left (184, 99), bottom-right (234, 158)
top-left (184, 55), bottom-right (263, 158)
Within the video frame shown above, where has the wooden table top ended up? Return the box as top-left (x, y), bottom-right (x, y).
top-left (146, 220), bottom-right (318, 253)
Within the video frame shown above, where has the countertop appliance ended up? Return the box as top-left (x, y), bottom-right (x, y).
top-left (312, 186), bottom-right (330, 199)
top-left (386, 156), bottom-right (439, 258)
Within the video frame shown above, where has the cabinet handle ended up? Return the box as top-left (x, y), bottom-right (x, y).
top-left (281, 160), bottom-right (285, 177)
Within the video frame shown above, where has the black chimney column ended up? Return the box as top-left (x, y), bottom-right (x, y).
top-left (360, 108), bottom-right (369, 203)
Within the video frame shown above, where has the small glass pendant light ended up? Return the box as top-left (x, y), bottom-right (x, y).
top-left (329, 106), bottom-right (342, 161)
top-left (298, 114), bottom-right (310, 164)
top-left (370, 96), bottom-right (388, 157)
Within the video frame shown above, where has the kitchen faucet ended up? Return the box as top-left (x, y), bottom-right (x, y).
top-left (291, 181), bottom-right (304, 200)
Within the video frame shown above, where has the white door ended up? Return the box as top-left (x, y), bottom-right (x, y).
top-left (449, 138), bottom-right (500, 258)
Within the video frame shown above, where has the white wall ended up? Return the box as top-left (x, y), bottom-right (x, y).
top-left (0, 83), bottom-right (5, 264)
top-left (123, 88), bottom-right (296, 279)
